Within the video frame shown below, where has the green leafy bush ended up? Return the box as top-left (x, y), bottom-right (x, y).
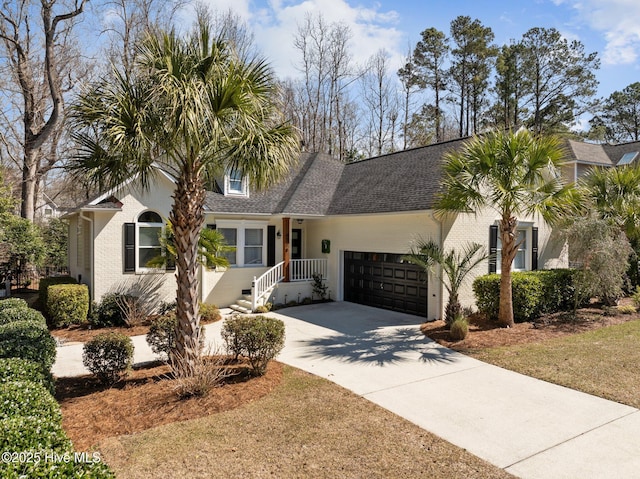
top-left (617, 304), bottom-right (636, 314)
top-left (82, 332), bottom-right (134, 384)
top-left (0, 306), bottom-right (47, 326)
top-left (47, 284), bottom-right (89, 327)
top-left (38, 276), bottom-right (77, 313)
top-left (0, 298), bottom-right (28, 312)
top-left (0, 320), bottom-right (57, 370)
top-left (0, 358), bottom-right (54, 394)
top-left (473, 270), bottom-right (580, 323)
top-left (632, 286), bottom-right (640, 309)
top-left (146, 313), bottom-right (205, 360)
top-left (90, 292), bottom-right (128, 328)
top-left (199, 302), bottom-right (221, 323)
top-left (449, 317), bottom-right (469, 341)
top-left (0, 380), bottom-right (61, 421)
top-left (0, 415), bottom-right (71, 452)
top-left (222, 315), bottom-right (285, 376)
top-left (146, 314), bottom-right (176, 359)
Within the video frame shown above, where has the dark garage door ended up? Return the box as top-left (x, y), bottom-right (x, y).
top-left (344, 251), bottom-right (427, 317)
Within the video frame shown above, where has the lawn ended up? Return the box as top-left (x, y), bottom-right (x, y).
top-left (93, 366), bottom-right (514, 479)
top-left (466, 318), bottom-right (640, 409)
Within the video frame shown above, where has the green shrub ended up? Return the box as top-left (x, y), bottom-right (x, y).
top-left (90, 292), bottom-right (128, 328)
top-left (0, 358), bottom-right (54, 394)
top-left (146, 314), bottom-right (176, 359)
top-left (0, 306), bottom-right (47, 326)
top-left (449, 317), bottom-right (469, 341)
top-left (0, 451), bottom-right (115, 478)
top-left (47, 284), bottom-right (89, 327)
top-left (0, 380), bottom-right (61, 421)
top-left (38, 276), bottom-right (77, 313)
top-left (617, 304), bottom-right (636, 314)
top-left (632, 286), bottom-right (640, 309)
top-left (473, 270), bottom-right (581, 323)
top-left (0, 320), bottom-right (57, 370)
top-left (222, 315), bottom-right (285, 376)
top-left (0, 298), bottom-right (28, 312)
top-left (82, 332), bottom-right (134, 384)
top-left (146, 313), bottom-right (205, 360)
top-left (199, 302), bottom-right (221, 323)
top-left (0, 415), bottom-right (71, 452)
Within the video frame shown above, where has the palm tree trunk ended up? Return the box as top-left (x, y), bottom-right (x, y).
top-left (498, 216), bottom-right (517, 327)
top-left (169, 167), bottom-right (205, 374)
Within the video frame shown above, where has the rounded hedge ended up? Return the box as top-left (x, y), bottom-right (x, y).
top-left (146, 313), bottom-right (205, 360)
top-left (222, 315), bottom-right (285, 376)
top-left (0, 298), bottom-right (28, 312)
top-left (90, 292), bottom-right (128, 328)
top-left (38, 276), bottom-right (77, 314)
top-left (0, 307), bottom-right (47, 327)
top-left (0, 320), bottom-right (57, 370)
top-left (82, 332), bottom-right (134, 384)
top-left (0, 415), bottom-right (71, 452)
top-left (0, 380), bottom-right (61, 421)
top-left (0, 358), bottom-right (54, 395)
top-left (47, 284), bottom-right (89, 327)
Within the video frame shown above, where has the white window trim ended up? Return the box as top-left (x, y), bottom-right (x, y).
top-left (224, 169), bottom-right (249, 197)
top-left (136, 211), bottom-right (164, 273)
top-left (496, 223), bottom-right (533, 274)
top-left (215, 220), bottom-right (267, 267)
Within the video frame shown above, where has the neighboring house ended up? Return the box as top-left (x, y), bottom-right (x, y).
top-left (561, 138), bottom-right (640, 182)
top-left (64, 137), bottom-right (571, 320)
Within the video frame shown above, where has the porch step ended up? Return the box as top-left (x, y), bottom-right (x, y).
top-left (229, 298), bottom-right (253, 314)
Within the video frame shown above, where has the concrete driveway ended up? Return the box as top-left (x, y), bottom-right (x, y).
top-left (53, 301), bottom-right (640, 479)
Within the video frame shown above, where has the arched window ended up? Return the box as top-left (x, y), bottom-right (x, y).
top-left (136, 211), bottom-right (163, 269)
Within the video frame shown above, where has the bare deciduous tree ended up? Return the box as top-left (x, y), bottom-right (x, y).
top-left (0, 0), bottom-right (88, 221)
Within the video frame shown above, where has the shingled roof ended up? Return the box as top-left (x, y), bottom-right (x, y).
top-left (327, 139), bottom-right (464, 215)
top-left (203, 138), bottom-right (467, 216)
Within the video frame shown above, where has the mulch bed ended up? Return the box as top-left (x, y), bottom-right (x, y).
top-left (56, 359), bottom-right (283, 451)
top-left (421, 303), bottom-right (638, 351)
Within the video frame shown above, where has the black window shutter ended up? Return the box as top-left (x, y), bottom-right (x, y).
top-left (489, 225), bottom-right (498, 274)
top-left (206, 224), bottom-right (216, 230)
top-left (531, 227), bottom-right (539, 271)
top-left (267, 225), bottom-right (276, 267)
top-left (124, 223), bottom-right (135, 273)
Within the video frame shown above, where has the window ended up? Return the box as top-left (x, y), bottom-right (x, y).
top-left (244, 228), bottom-right (263, 265)
top-left (225, 168), bottom-right (248, 196)
top-left (497, 230), bottom-right (527, 272)
top-left (214, 221), bottom-right (266, 266)
top-left (490, 225), bottom-right (538, 274)
top-left (218, 228), bottom-right (237, 265)
top-left (136, 211), bottom-right (162, 270)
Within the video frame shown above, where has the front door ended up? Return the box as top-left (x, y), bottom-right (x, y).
top-left (291, 228), bottom-right (302, 260)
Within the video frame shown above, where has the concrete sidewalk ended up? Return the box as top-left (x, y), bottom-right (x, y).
top-left (52, 302), bottom-right (640, 479)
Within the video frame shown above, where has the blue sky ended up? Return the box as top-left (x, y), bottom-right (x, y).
top-left (199, 0), bottom-right (640, 98)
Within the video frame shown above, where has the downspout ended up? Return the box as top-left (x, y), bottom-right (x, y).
top-left (79, 211), bottom-right (95, 303)
top-left (430, 211), bottom-right (444, 321)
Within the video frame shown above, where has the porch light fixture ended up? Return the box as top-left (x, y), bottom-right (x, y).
top-left (296, 219), bottom-right (304, 224)
top-left (277, 230), bottom-right (281, 238)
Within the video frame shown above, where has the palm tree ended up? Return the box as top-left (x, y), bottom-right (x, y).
top-left (580, 164), bottom-right (640, 245)
top-left (69, 22), bottom-right (299, 372)
top-left (436, 129), bottom-right (580, 327)
top-left (146, 221), bottom-right (235, 271)
top-left (404, 239), bottom-right (488, 326)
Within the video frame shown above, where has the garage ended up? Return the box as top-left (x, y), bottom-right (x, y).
top-left (343, 251), bottom-right (428, 317)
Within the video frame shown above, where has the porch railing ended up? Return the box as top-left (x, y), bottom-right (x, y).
top-left (290, 259), bottom-right (327, 282)
top-left (252, 261), bottom-right (285, 310)
top-left (251, 259), bottom-right (328, 310)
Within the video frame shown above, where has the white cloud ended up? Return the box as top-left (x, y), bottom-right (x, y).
top-left (563, 0), bottom-right (640, 65)
top-left (197, 0), bottom-right (403, 79)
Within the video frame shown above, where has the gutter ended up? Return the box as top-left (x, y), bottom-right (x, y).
top-left (430, 211), bottom-right (444, 321)
top-left (79, 211), bottom-right (95, 302)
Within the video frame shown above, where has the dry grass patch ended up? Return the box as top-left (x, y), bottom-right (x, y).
top-left (97, 366), bottom-right (513, 479)
top-left (466, 319), bottom-right (640, 409)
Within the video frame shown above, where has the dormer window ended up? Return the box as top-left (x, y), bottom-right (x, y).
top-left (225, 168), bottom-right (248, 196)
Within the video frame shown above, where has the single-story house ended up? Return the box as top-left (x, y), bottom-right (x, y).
top-left (66, 136), bottom-right (638, 320)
